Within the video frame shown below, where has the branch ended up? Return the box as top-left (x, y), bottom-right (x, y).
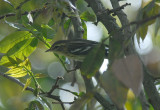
top-left (139, 88), bottom-right (150, 110)
top-left (0, 9), bottom-right (39, 20)
top-left (0, 72), bottom-right (66, 109)
top-left (52, 100), bottom-right (76, 105)
top-left (110, 0), bottom-right (132, 47)
top-left (99, 3), bottom-right (131, 16)
top-left (0, 72), bottom-right (34, 92)
top-left (143, 65), bottom-right (160, 110)
top-left (110, 1), bottom-right (159, 110)
top-left (94, 92), bottom-right (116, 110)
top-left (69, 0), bottom-right (84, 39)
top-left (48, 76), bottom-right (63, 94)
top-left (16, 0), bottom-right (31, 9)
top-left (127, 13), bottom-right (160, 27)
top-left (45, 94), bottom-right (65, 110)
top-left (82, 76), bottom-right (117, 110)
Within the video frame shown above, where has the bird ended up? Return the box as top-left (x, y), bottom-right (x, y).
top-left (46, 39), bottom-right (109, 61)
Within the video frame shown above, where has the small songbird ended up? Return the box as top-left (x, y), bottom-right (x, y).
top-left (46, 39), bottom-right (109, 61)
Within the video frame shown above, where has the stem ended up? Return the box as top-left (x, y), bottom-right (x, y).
top-left (23, 66), bottom-right (40, 89)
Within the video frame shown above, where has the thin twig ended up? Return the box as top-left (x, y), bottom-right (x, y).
top-left (52, 100), bottom-right (75, 105)
top-left (122, 12), bottom-right (160, 30)
top-left (0, 72), bottom-right (34, 92)
top-left (16, 0), bottom-right (31, 9)
top-left (0, 9), bottom-right (39, 20)
top-left (109, 3), bottom-right (131, 15)
top-left (45, 94), bottom-right (65, 110)
top-left (97, 3), bottom-right (131, 16)
top-left (48, 76), bottom-right (64, 94)
top-left (57, 87), bottom-right (79, 97)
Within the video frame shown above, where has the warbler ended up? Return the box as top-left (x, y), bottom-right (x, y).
top-left (46, 39), bottom-right (109, 61)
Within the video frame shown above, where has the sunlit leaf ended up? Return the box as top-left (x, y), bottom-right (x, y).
top-left (22, 78), bottom-right (32, 92)
top-left (100, 70), bottom-right (128, 108)
top-left (80, 43), bottom-right (105, 78)
top-left (6, 66), bottom-right (27, 78)
top-left (0, 38), bottom-right (38, 66)
top-left (19, 58), bottom-right (31, 70)
top-left (8, 56), bottom-right (18, 65)
top-left (32, 24), bottom-right (56, 41)
top-left (3, 57), bottom-right (31, 78)
top-left (112, 55), bottom-right (143, 96)
top-left (0, 31), bottom-right (31, 53)
top-left (34, 73), bottom-right (47, 78)
top-left (82, 20), bottom-right (87, 39)
top-left (15, 57), bottom-right (23, 64)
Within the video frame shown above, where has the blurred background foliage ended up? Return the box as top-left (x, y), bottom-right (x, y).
top-left (0, 0), bottom-right (160, 110)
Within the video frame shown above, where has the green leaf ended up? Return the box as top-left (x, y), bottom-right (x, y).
top-left (63, 19), bottom-right (71, 30)
top-left (0, 0), bottom-right (14, 15)
top-left (82, 20), bottom-right (87, 39)
top-left (5, 66), bottom-right (28, 78)
top-left (34, 7), bottom-right (53, 25)
top-left (19, 58), bottom-right (31, 70)
top-left (2, 0), bottom-right (13, 7)
top-left (28, 100), bottom-right (44, 110)
top-left (137, 24), bottom-right (148, 40)
top-left (8, 57), bottom-right (18, 65)
top-left (41, 24), bottom-right (56, 40)
top-left (34, 73), bottom-right (47, 78)
top-left (7, 38), bottom-right (37, 58)
top-left (80, 43), bottom-right (105, 78)
top-left (0, 38), bottom-right (38, 66)
top-left (32, 24), bottom-right (56, 41)
top-left (79, 92), bottom-right (85, 97)
top-left (72, 92), bottom-right (79, 96)
top-left (0, 31), bottom-right (32, 53)
top-left (136, 1), bottom-right (160, 40)
top-left (154, 17), bottom-right (160, 37)
top-left (5, 58), bottom-right (31, 78)
top-left (76, 0), bottom-right (88, 13)
top-left (80, 11), bottom-right (96, 22)
top-left (21, 0), bottom-right (46, 12)
top-left (5, 20), bottom-right (30, 31)
top-left (22, 78), bottom-right (32, 92)
top-left (156, 0), bottom-right (160, 3)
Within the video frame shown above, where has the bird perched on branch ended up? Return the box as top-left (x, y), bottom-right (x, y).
top-left (46, 39), bottom-right (109, 61)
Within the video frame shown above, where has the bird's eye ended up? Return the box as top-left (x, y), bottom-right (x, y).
top-left (53, 46), bottom-right (59, 50)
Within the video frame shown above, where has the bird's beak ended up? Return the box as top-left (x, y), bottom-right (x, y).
top-left (45, 49), bottom-right (51, 52)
